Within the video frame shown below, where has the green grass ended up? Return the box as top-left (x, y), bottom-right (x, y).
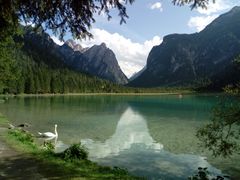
top-left (0, 113), bottom-right (8, 126)
top-left (5, 128), bottom-right (143, 179)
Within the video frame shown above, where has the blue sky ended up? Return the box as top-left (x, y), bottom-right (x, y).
top-left (51, 0), bottom-right (240, 77)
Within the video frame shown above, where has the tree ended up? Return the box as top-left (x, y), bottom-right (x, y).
top-left (172, 0), bottom-right (214, 9)
top-left (0, 0), bottom-right (214, 40)
top-left (0, 0), bottom-right (135, 40)
top-left (197, 55), bottom-right (240, 157)
top-left (0, 37), bottom-right (19, 93)
top-left (197, 101), bottom-right (240, 157)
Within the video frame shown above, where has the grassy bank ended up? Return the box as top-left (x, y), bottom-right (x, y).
top-left (0, 88), bottom-right (194, 98)
top-left (0, 115), bottom-right (142, 179)
top-left (0, 85), bottom-right (193, 96)
top-left (0, 113), bottom-right (7, 126)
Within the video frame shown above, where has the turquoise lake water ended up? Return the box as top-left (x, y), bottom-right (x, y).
top-left (0, 94), bottom-right (239, 179)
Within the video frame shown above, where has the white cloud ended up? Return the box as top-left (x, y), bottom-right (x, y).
top-left (150, 2), bottom-right (163, 11)
top-left (77, 28), bottom-right (162, 78)
top-left (50, 36), bottom-right (64, 45)
top-left (188, 15), bottom-right (218, 32)
top-left (188, 0), bottom-right (239, 32)
top-left (197, 0), bottom-right (231, 15)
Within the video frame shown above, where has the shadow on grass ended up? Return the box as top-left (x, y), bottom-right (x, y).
top-left (0, 154), bottom-right (81, 179)
top-left (0, 153), bottom-right (141, 179)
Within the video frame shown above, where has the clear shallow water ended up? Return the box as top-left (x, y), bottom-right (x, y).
top-left (0, 94), bottom-right (239, 179)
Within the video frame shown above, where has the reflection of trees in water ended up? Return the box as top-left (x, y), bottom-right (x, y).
top-left (1, 96), bottom-right (130, 142)
top-left (127, 95), bottom-right (218, 121)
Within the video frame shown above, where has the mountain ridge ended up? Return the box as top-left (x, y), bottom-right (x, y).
top-left (60, 41), bottom-right (128, 84)
top-left (24, 29), bottom-right (128, 84)
top-left (129, 6), bottom-right (240, 88)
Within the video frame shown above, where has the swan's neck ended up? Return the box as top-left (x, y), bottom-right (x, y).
top-left (55, 126), bottom-right (58, 136)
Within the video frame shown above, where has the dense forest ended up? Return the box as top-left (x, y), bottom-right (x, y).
top-left (193, 55), bottom-right (240, 92)
top-left (0, 27), bottom-right (186, 94)
top-left (0, 31), bottom-right (124, 94)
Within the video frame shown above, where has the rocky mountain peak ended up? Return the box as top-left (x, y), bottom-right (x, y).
top-left (100, 42), bottom-right (107, 48)
top-left (228, 6), bottom-right (240, 14)
top-left (65, 39), bottom-right (75, 48)
top-left (64, 39), bottom-right (88, 52)
top-left (89, 43), bottom-right (107, 52)
top-left (82, 42), bottom-right (128, 84)
top-left (59, 40), bottom-right (128, 84)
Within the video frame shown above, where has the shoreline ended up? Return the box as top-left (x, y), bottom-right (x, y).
top-left (0, 114), bottom-right (141, 179)
top-left (0, 91), bottom-right (193, 97)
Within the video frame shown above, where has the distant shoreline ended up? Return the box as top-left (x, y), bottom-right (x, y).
top-left (0, 92), bottom-right (190, 97)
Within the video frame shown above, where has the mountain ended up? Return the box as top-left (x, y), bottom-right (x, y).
top-left (64, 39), bottom-right (88, 52)
top-left (129, 6), bottom-right (240, 88)
top-left (23, 30), bottom-right (128, 84)
top-left (0, 27), bottom-right (130, 94)
top-left (59, 42), bottom-right (128, 84)
top-left (129, 66), bottom-right (146, 81)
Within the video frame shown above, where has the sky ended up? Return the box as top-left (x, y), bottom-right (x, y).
top-left (50, 0), bottom-right (240, 78)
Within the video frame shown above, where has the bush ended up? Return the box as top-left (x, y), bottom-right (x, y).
top-left (188, 167), bottom-right (229, 180)
top-left (112, 166), bottom-right (129, 176)
top-left (59, 143), bottom-right (88, 161)
top-left (43, 141), bottom-right (55, 153)
top-left (8, 129), bottom-right (34, 145)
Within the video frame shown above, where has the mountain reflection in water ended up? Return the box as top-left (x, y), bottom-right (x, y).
top-left (81, 107), bottom-right (222, 179)
top-left (81, 107), bottom-right (163, 158)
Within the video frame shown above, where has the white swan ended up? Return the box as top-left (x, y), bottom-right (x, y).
top-left (38, 124), bottom-right (58, 138)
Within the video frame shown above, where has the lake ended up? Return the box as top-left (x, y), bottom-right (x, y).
top-left (0, 94), bottom-right (239, 179)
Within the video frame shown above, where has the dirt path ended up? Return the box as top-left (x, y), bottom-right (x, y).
top-left (0, 127), bottom-right (50, 179)
top-left (0, 127), bottom-right (89, 180)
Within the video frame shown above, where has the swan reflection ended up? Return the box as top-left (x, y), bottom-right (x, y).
top-left (81, 107), bottom-right (163, 158)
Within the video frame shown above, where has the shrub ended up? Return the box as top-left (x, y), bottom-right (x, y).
top-left (8, 129), bottom-right (34, 145)
top-left (188, 167), bottom-right (229, 180)
top-left (43, 141), bottom-right (55, 153)
top-left (60, 143), bottom-right (88, 161)
top-left (112, 166), bottom-right (129, 176)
